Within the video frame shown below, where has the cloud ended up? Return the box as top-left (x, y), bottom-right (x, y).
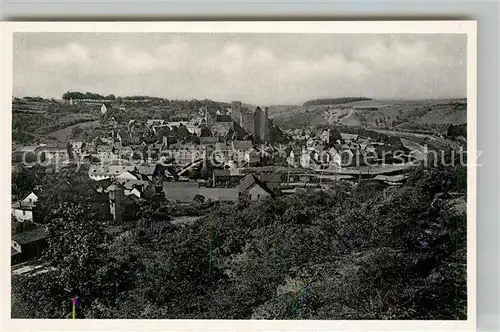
top-left (355, 39), bottom-right (439, 68)
top-left (37, 43), bottom-right (91, 66)
top-left (109, 45), bottom-right (157, 73)
top-left (16, 34), bottom-right (466, 104)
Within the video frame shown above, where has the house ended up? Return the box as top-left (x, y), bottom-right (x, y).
top-left (96, 145), bottom-right (118, 161)
top-left (12, 201), bottom-right (35, 222)
top-left (11, 225), bottom-right (49, 265)
top-left (168, 144), bottom-right (204, 166)
top-left (108, 116), bottom-right (118, 128)
top-left (69, 141), bottom-right (84, 158)
top-left (107, 182), bottom-right (142, 222)
top-left (118, 146), bottom-right (133, 159)
top-left (200, 136), bottom-right (219, 146)
top-left (231, 140), bottom-right (253, 162)
top-left (327, 146), bottom-right (342, 167)
top-left (12, 145), bottom-right (42, 163)
top-left (340, 133), bottom-right (359, 143)
top-left (238, 174), bottom-right (274, 200)
top-left (88, 164), bottom-right (136, 181)
top-left (101, 103), bottom-right (107, 115)
top-left (300, 149), bottom-right (313, 168)
top-left (107, 183), bottom-right (125, 222)
top-left (166, 121), bottom-right (188, 130)
top-left (39, 143), bottom-right (70, 163)
top-left (115, 178), bottom-right (151, 198)
top-left (212, 169), bottom-right (243, 188)
top-left (286, 145), bottom-right (303, 167)
top-left (231, 140), bottom-right (253, 151)
top-left (186, 119), bottom-right (203, 136)
top-left (213, 142), bottom-right (233, 164)
top-left (255, 173), bottom-right (282, 191)
top-left (211, 122), bottom-right (234, 138)
top-left (146, 119), bottom-right (166, 128)
top-left (245, 149), bottom-right (261, 165)
top-left (22, 192), bottom-right (38, 205)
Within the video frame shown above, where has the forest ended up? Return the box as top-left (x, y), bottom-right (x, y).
top-left (11, 156), bottom-right (467, 320)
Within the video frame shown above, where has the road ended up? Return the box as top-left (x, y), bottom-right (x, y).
top-left (372, 128), bottom-right (458, 149)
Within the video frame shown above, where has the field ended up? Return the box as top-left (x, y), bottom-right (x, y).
top-left (269, 99), bottom-right (467, 133)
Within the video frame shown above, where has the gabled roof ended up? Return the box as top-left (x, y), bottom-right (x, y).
top-left (12, 225), bottom-right (48, 245)
top-left (232, 140), bottom-right (253, 150)
top-left (116, 178), bottom-right (149, 190)
top-left (107, 183), bottom-right (125, 191)
top-left (22, 192), bottom-right (38, 203)
top-left (215, 142), bottom-right (230, 150)
top-left (135, 164), bottom-right (157, 176)
top-left (17, 145), bottom-right (40, 153)
top-left (213, 169), bottom-right (231, 177)
top-left (238, 174), bottom-right (274, 196)
top-left (200, 136), bottom-right (218, 145)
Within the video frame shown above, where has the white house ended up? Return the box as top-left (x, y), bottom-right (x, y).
top-left (300, 148), bottom-right (312, 168)
top-left (239, 174), bottom-right (273, 201)
top-left (22, 192), bottom-right (38, 205)
top-left (70, 141), bottom-right (84, 158)
top-left (100, 103), bottom-right (107, 115)
top-left (12, 202), bottom-right (33, 222)
top-left (12, 192), bottom-right (38, 223)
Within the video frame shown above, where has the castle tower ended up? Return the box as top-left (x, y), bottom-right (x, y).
top-left (240, 109), bottom-right (255, 136)
top-left (262, 107), bottom-right (269, 141)
top-left (253, 106), bottom-right (269, 142)
top-left (107, 183), bottom-right (125, 222)
top-left (254, 107), bottom-right (263, 141)
top-left (203, 106), bottom-right (213, 129)
top-left (231, 101), bottom-right (242, 123)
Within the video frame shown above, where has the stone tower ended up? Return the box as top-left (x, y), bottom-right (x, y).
top-left (253, 106), bottom-right (269, 142)
top-left (254, 107), bottom-right (263, 141)
top-left (203, 106), bottom-right (213, 129)
top-left (262, 107), bottom-right (269, 141)
top-left (108, 183), bottom-right (125, 222)
top-left (240, 108), bottom-right (255, 136)
top-left (231, 101), bottom-right (242, 123)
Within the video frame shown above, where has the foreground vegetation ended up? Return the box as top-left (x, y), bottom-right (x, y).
top-left (11, 156), bottom-right (467, 319)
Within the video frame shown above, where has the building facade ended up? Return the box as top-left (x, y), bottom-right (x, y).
top-left (231, 101), bottom-right (242, 123)
top-left (240, 109), bottom-right (254, 135)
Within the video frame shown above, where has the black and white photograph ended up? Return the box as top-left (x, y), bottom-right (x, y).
top-left (4, 21), bottom-right (476, 328)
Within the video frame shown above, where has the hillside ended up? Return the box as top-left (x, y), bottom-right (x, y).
top-left (12, 162), bottom-right (467, 319)
top-left (269, 99), bottom-right (467, 134)
top-left (303, 97), bottom-right (371, 107)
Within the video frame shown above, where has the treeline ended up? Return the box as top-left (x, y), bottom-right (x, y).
top-left (12, 155), bottom-right (467, 320)
top-left (62, 91), bottom-right (116, 101)
top-left (303, 97), bottom-right (371, 107)
top-left (447, 123), bottom-right (467, 139)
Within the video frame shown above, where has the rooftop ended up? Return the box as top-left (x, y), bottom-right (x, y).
top-left (12, 225), bottom-right (48, 245)
top-left (232, 140), bottom-right (253, 150)
top-left (239, 173), bottom-right (274, 196)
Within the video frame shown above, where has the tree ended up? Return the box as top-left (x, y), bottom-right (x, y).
top-left (36, 167), bottom-right (109, 223)
top-left (12, 201), bottom-right (133, 318)
top-left (43, 203), bottom-right (107, 293)
top-left (11, 165), bottom-right (46, 199)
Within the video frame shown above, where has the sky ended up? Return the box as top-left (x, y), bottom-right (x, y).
top-left (13, 33), bottom-right (467, 105)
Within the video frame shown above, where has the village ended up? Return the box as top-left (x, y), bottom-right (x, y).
top-left (11, 97), bottom-right (423, 271)
top-left (8, 27), bottom-right (470, 321)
